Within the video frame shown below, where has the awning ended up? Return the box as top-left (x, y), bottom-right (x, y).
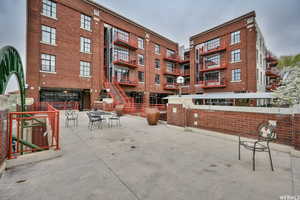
top-left (164, 92), bottom-right (275, 99)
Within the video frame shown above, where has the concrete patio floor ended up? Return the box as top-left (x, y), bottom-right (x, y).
top-left (0, 111), bottom-right (299, 200)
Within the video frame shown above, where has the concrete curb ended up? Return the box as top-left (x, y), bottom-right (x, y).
top-left (166, 124), bottom-right (300, 157)
top-left (6, 150), bottom-right (63, 169)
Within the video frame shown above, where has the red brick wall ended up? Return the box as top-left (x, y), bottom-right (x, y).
top-left (189, 12), bottom-right (257, 93)
top-left (167, 104), bottom-right (300, 149)
top-left (26, 0), bottom-right (179, 105)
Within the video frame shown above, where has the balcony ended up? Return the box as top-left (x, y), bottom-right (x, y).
top-left (164, 83), bottom-right (178, 90)
top-left (113, 32), bottom-right (138, 50)
top-left (164, 54), bottom-right (180, 63)
top-left (199, 80), bottom-right (226, 88)
top-left (179, 58), bottom-right (190, 64)
top-left (181, 69), bottom-right (190, 76)
top-left (200, 61), bottom-right (227, 72)
top-left (266, 83), bottom-right (278, 91)
top-left (266, 69), bottom-right (280, 77)
top-left (199, 41), bottom-right (226, 55)
top-left (114, 78), bottom-right (138, 87)
top-left (181, 85), bottom-right (191, 93)
top-left (163, 68), bottom-right (181, 76)
top-left (113, 55), bottom-right (137, 69)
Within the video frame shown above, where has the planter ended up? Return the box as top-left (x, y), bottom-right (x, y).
top-left (145, 107), bottom-right (160, 125)
top-left (115, 104), bottom-right (124, 116)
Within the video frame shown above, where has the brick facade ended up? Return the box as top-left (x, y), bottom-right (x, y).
top-left (189, 11), bottom-right (260, 93)
top-left (167, 104), bottom-right (300, 150)
top-left (26, 0), bottom-right (179, 108)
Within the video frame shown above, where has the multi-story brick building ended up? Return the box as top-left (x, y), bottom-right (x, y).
top-left (189, 11), bottom-right (267, 94)
top-left (26, 1), bottom-right (271, 109)
top-left (26, 0), bottom-right (182, 109)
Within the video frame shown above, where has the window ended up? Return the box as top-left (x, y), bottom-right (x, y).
top-left (80, 61), bottom-right (91, 77)
top-left (231, 49), bottom-right (241, 63)
top-left (232, 69), bottom-right (241, 81)
top-left (155, 59), bottom-right (160, 69)
top-left (41, 54), bottom-right (56, 72)
top-left (138, 37), bottom-right (144, 49)
top-left (114, 29), bottom-right (129, 42)
top-left (167, 49), bottom-right (175, 57)
top-left (138, 71), bottom-right (144, 82)
top-left (41, 25), bottom-right (56, 45)
top-left (166, 76), bottom-right (175, 84)
top-left (80, 14), bottom-right (92, 31)
top-left (154, 44), bottom-right (160, 54)
top-left (155, 74), bottom-right (160, 84)
top-left (202, 38), bottom-right (220, 51)
top-left (138, 54), bottom-right (144, 66)
top-left (113, 46), bottom-right (129, 61)
top-left (166, 62), bottom-right (175, 72)
top-left (80, 37), bottom-right (91, 53)
top-left (231, 31), bottom-right (240, 45)
top-left (204, 71), bottom-right (220, 81)
top-left (205, 54), bottom-right (220, 67)
top-left (42, 0), bottom-right (56, 19)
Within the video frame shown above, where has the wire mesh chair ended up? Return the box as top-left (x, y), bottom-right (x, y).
top-left (65, 110), bottom-right (78, 128)
top-left (108, 114), bottom-right (121, 128)
top-left (87, 112), bottom-right (104, 130)
top-left (238, 122), bottom-right (276, 171)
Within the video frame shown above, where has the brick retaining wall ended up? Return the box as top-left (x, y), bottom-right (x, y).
top-left (167, 104), bottom-right (300, 150)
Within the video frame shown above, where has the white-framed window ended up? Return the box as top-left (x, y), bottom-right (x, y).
top-left (138, 37), bottom-right (144, 49)
top-left (231, 31), bottom-right (240, 45)
top-left (114, 28), bottom-right (129, 42)
top-left (80, 14), bottom-right (92, 31)
top-left (154, 44), bottom-right (160, 54)
top-left (113, 46), bottom-right (129, 61)
top-left (167, 49), bottom-right (175, 57)
top-left (205, 54), bottom-right (220, 68)
top-left (41, 25), bottom-right (56, 45)
top-left (231, 49), bottom-right (241, 63)
top-left (80, 37), bottom-right (91, 53)
top-left (166, 62), bottom-right (175, 72)
top-left (232, 69), bottom-right (241, 81)
top-left (80, 61), bottom-right (91, 77)
top-left (202, 38), bottom-right (220, 51)
top-left (155, 59), bottom-right (160, 69)
top-left (42, 0), bottom-right (56, 19)
top-left (138, 54), bottom-right (144, 66)
top-left (41, 54), bottom-right (56, 72)
top-left (155, 74), bottom-right (160, 84)
top-left (138, 71), bottom-right (144, 82)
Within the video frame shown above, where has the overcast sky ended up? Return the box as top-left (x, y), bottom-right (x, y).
top-left (0, 0), bottom-right (299, 75)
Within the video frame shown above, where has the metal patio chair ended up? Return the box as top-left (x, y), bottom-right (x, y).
top-left (87, 112), bottom-right (104, 130)
top-left (65, 110), bottom-right (78, 128)
top-left (108, 114), bottom-right (121, 128)
top-left (238, 122), bottom-right (276, 171)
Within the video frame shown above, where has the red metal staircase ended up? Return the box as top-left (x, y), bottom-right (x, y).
top-left (104, 81), bottom-right (133, 108)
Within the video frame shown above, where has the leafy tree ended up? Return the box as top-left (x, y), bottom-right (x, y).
top-left (273, 65), bottom-right (300, 106)
top-left (277, 54), bottom-right (300, 69)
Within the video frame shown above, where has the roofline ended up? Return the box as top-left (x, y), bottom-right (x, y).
top-left (190, 11), bottom-right (256, 40)
top-left (83, 0), bottom-right (178, 46)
